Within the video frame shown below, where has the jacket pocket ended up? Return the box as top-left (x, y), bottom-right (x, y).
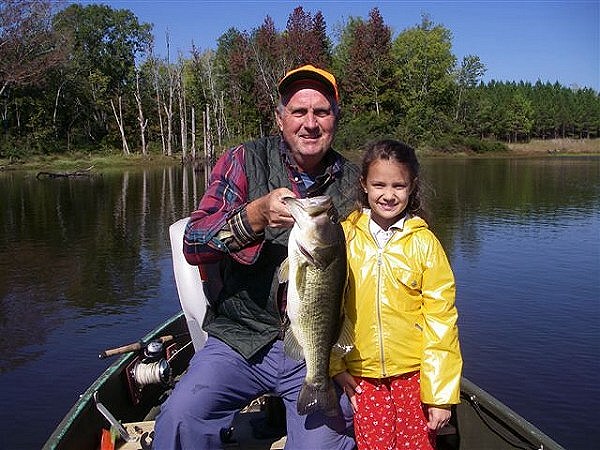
top-left (391, 268), bottom-right (423, 312)
top-left (395, 267), bottom-right (422, 292)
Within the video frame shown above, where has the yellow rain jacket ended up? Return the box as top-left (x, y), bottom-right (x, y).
top-left (332, 210), bottom-right (462, 406)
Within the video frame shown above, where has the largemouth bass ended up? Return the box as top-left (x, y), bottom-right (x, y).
top-left (280, 195), bottom-right (349, 417)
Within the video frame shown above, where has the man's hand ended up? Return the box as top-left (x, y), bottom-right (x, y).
top-left (246, 188), bottom-right (296, 233)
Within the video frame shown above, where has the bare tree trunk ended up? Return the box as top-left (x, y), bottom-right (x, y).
top-left (1, 100), bottom-right (7, 123)
top-left (203, 56), bottom-right (223, 148)
top-left (177, 62), bottom-right (187, 159)
top-left (162, 32), bottom-right (175, 156)
top-left (134, 71), bottom-right (148, 155)
top-left (250, 40), bottom-right (277, 108)
top-left (203, 104), bottom-right (213, 189)
top-left (110, 96), bottom-right (130, 155)
top-left (164, 87), bottom-right (174, 156)
top-left (191, 106), bottom-right (196, 159)
top-left (53, 79), bottom-right (66, 128)
top-left (196, 53), bottom-right (219, 150)
top-left (14, 98), bottom-right (21, 130)
top-left (164, 33), bottom-right (174, 157)
top-left (219, 91), bottom-right (229, 145)
top-left (152, 56), bottom-right (166, 155)
top-left (455, 85), bottom-right (464, 121)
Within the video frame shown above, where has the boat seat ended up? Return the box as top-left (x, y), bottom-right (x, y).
top-left (169, 217), bottom-right (287, 441)
top-left (169, 217), bottom-right (210, 351)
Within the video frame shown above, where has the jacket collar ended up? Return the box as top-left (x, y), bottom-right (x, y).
top-left (347, 209), bottom-right (428, 236)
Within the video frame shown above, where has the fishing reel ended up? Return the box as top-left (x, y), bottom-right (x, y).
top-left (99, 334), bottom-right (181, 405)
top-left (125, 339), bottom-right (173, 404)
top-left (133, 340), bottom-right (172, 386)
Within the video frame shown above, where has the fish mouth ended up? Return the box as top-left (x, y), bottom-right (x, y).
top-left (283, 196), bottom-right (333, 220)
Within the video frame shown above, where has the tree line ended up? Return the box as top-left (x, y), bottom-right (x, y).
top-left (1, 0), bottom-right (598, 160)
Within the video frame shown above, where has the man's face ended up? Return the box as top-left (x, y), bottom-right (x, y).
top-left (276, 87), bottom-right (337, 174)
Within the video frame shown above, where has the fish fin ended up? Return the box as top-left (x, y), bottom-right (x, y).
top-left (297, 381), bottom-right (339, 417)
top-left (278, 258), bottom-right (289, 283)
top-left (332, 316), bottom-right (354, 357)
top-left (284, 330), bottom-right (304, 361)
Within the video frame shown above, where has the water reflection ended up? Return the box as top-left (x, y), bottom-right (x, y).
top-left (423, 157), bottom-right (600, 255)
top-left (0, 166), bottom-right (203, 375)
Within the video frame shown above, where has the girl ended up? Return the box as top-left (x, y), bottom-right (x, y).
top-left (332, 139), bottom-right (462, 450)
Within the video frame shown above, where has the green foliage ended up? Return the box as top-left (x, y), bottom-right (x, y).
top-left (425, 135), bottom-right (509, 154)
top-left (49, 3), bottom-right (153, 146)
top-left (1, 3), bottom-right (597, 157)
top-left (0, 131), bottom-right (62, 159)
top-left (335, 110), bottom-right (394, 152)
top-left (0, 134), bottom-right (26, 160)
top-left (390, 15), bottom-right (457, 142)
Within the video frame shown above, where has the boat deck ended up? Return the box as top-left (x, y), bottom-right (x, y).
top-left (117, 399), bottom-right (287, 450)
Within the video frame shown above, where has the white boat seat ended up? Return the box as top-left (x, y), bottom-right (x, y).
top-left (169, 217), bottom-right (210, 351)
top-left (169, 217), bottom-right (287, 441)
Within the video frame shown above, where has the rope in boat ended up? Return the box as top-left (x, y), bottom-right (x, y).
top-left (464, 393), bottom-right (541, 450)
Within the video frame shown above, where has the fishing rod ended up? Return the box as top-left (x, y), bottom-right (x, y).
top-left (98, 333), bottom-right (188, 359)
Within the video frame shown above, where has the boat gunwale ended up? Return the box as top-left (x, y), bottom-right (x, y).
top-left (460, 377), bottom-right (565, 450)
top-left (42, 311), bottom-right (185, 450)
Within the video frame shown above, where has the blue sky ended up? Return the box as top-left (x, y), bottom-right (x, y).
top-left (80, 1), bottom-right (599, 90)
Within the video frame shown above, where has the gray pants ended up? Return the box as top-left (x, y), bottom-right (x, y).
top-left (153, 336), bottom-right (355, 449)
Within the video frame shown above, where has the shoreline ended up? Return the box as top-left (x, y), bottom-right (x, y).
top-left (507, 137), bottom-right (599, 155)
top-left (1, 138), bottom-right (598, 171)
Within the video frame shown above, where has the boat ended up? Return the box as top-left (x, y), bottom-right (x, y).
top-left (42, 310), bottom-right (566, 450)
top-left (43, 219), bottom-right (567, 450)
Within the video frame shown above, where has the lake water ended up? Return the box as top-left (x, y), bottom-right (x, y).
top-left (0, 156), bottom-right (599, 449)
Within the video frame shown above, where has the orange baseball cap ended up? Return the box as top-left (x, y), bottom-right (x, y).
top-left (278, 64), bottom-right (340, 103)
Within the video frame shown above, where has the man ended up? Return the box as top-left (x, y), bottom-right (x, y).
top-left (154, 65), bottom-right (359, 449)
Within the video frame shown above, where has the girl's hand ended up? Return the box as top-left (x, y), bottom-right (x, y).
top-left (427, 405), bottom-right (451, 431)
top-left (333, 371), bottom-right (362, 412)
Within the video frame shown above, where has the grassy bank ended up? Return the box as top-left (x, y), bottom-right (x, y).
top-left (1, 138), bottom-right (598, 171)
top-left (0, 151), bottom-right (182, 171)
top-left (508, 138), bottom-right (599, 155)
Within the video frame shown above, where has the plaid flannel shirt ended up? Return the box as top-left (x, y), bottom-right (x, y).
top-left (183, 139), bottom-right (343, 268)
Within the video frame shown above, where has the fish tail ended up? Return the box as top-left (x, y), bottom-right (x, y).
top-left (296, 381), bottom-right (339, 417)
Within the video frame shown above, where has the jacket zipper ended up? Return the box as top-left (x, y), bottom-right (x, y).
top-left (376, 248), bottom-right (387, 377)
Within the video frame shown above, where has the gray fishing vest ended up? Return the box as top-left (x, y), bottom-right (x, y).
top-left (203, 135), bottom-right (359, 359)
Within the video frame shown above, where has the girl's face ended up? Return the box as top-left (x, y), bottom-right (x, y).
top-left (361, 158), bottom-right (415, 230)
